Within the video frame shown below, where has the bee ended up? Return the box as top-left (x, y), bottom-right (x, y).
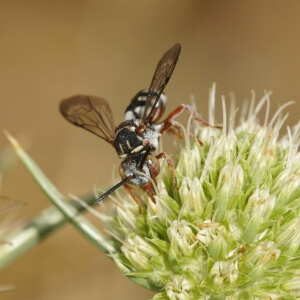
top-left (60, 43), bottom-right (211, 211)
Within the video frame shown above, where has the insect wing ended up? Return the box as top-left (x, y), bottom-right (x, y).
top-left (60, 95), bottom-right (115, 145)
top-left (142, 43), bottom-right (181, 125)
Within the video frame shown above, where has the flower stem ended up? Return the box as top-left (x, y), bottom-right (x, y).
top-left (0, 193), bottom-right (94, 270)
top-left (3, 131), bottom-right (114, 264)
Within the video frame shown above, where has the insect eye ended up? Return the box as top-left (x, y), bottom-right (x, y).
top-left (147, 155), bottom-right (160, 178)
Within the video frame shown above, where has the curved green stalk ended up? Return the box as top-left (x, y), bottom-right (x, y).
top-left (3, 131), bottom-right (114, 261)
top-left (0, 193), bottom-right (95, 270)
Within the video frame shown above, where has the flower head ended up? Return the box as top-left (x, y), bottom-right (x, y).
top-left (98, 86), bottom-right (300, 299)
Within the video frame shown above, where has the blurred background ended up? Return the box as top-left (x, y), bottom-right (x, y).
top-left (0, 1), bottom-right (300, 299)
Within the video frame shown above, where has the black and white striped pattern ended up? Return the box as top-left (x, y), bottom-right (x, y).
top-left (124, 90), bottom-right (167, 123)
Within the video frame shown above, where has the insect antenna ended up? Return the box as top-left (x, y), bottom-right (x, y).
top-left (96, 178), bottom-right (129, 202)
top-left (138, 147), bottom-right (151, 171)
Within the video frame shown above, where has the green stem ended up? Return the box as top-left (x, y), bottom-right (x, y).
top-left (3, 131), bottom-right (115, 266)
top-left (0, 194), bottom-right (95, 270)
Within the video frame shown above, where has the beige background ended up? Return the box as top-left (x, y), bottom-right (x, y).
top-left (0, 1), bottom-right (300, 299)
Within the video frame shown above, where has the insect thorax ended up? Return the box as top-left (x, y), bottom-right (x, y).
top-left (124, 90), bottom-right (167, 123)
top-left (114, 120), bottom-right (161, 159)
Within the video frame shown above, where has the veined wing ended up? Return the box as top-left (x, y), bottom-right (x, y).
top-left (60, 95), bottom-right (115, 145)
top-left (141, 43), bottom-right (181, 125)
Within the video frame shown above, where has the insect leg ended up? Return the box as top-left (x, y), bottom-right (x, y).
top-left (159, 104), bottom-right (221, 135)
top-left (123, 183), bottom-right (143, 214)
top-left (138, 147), bottom-right (152, 172)
top-left (156, 152), bottom-right (179, 190)
top-left (167, 120), bottom-right (204, 146)
top-left (163, 124), bottom-right (184, 139)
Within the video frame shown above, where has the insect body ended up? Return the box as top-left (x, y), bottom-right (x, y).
top-left (125, 90), bottom-right (167, 124)
top-left (60, 43), bottom-right (181, 211)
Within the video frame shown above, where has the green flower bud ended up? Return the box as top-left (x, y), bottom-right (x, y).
top-left (98, 88), bottom-right (300, 299)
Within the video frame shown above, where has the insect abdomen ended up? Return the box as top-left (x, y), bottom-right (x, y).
top-left (124, 90), bottom-right (167, 123)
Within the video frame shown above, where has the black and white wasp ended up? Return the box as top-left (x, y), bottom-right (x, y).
top-left (60, 43), bottom-right (213, 212)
